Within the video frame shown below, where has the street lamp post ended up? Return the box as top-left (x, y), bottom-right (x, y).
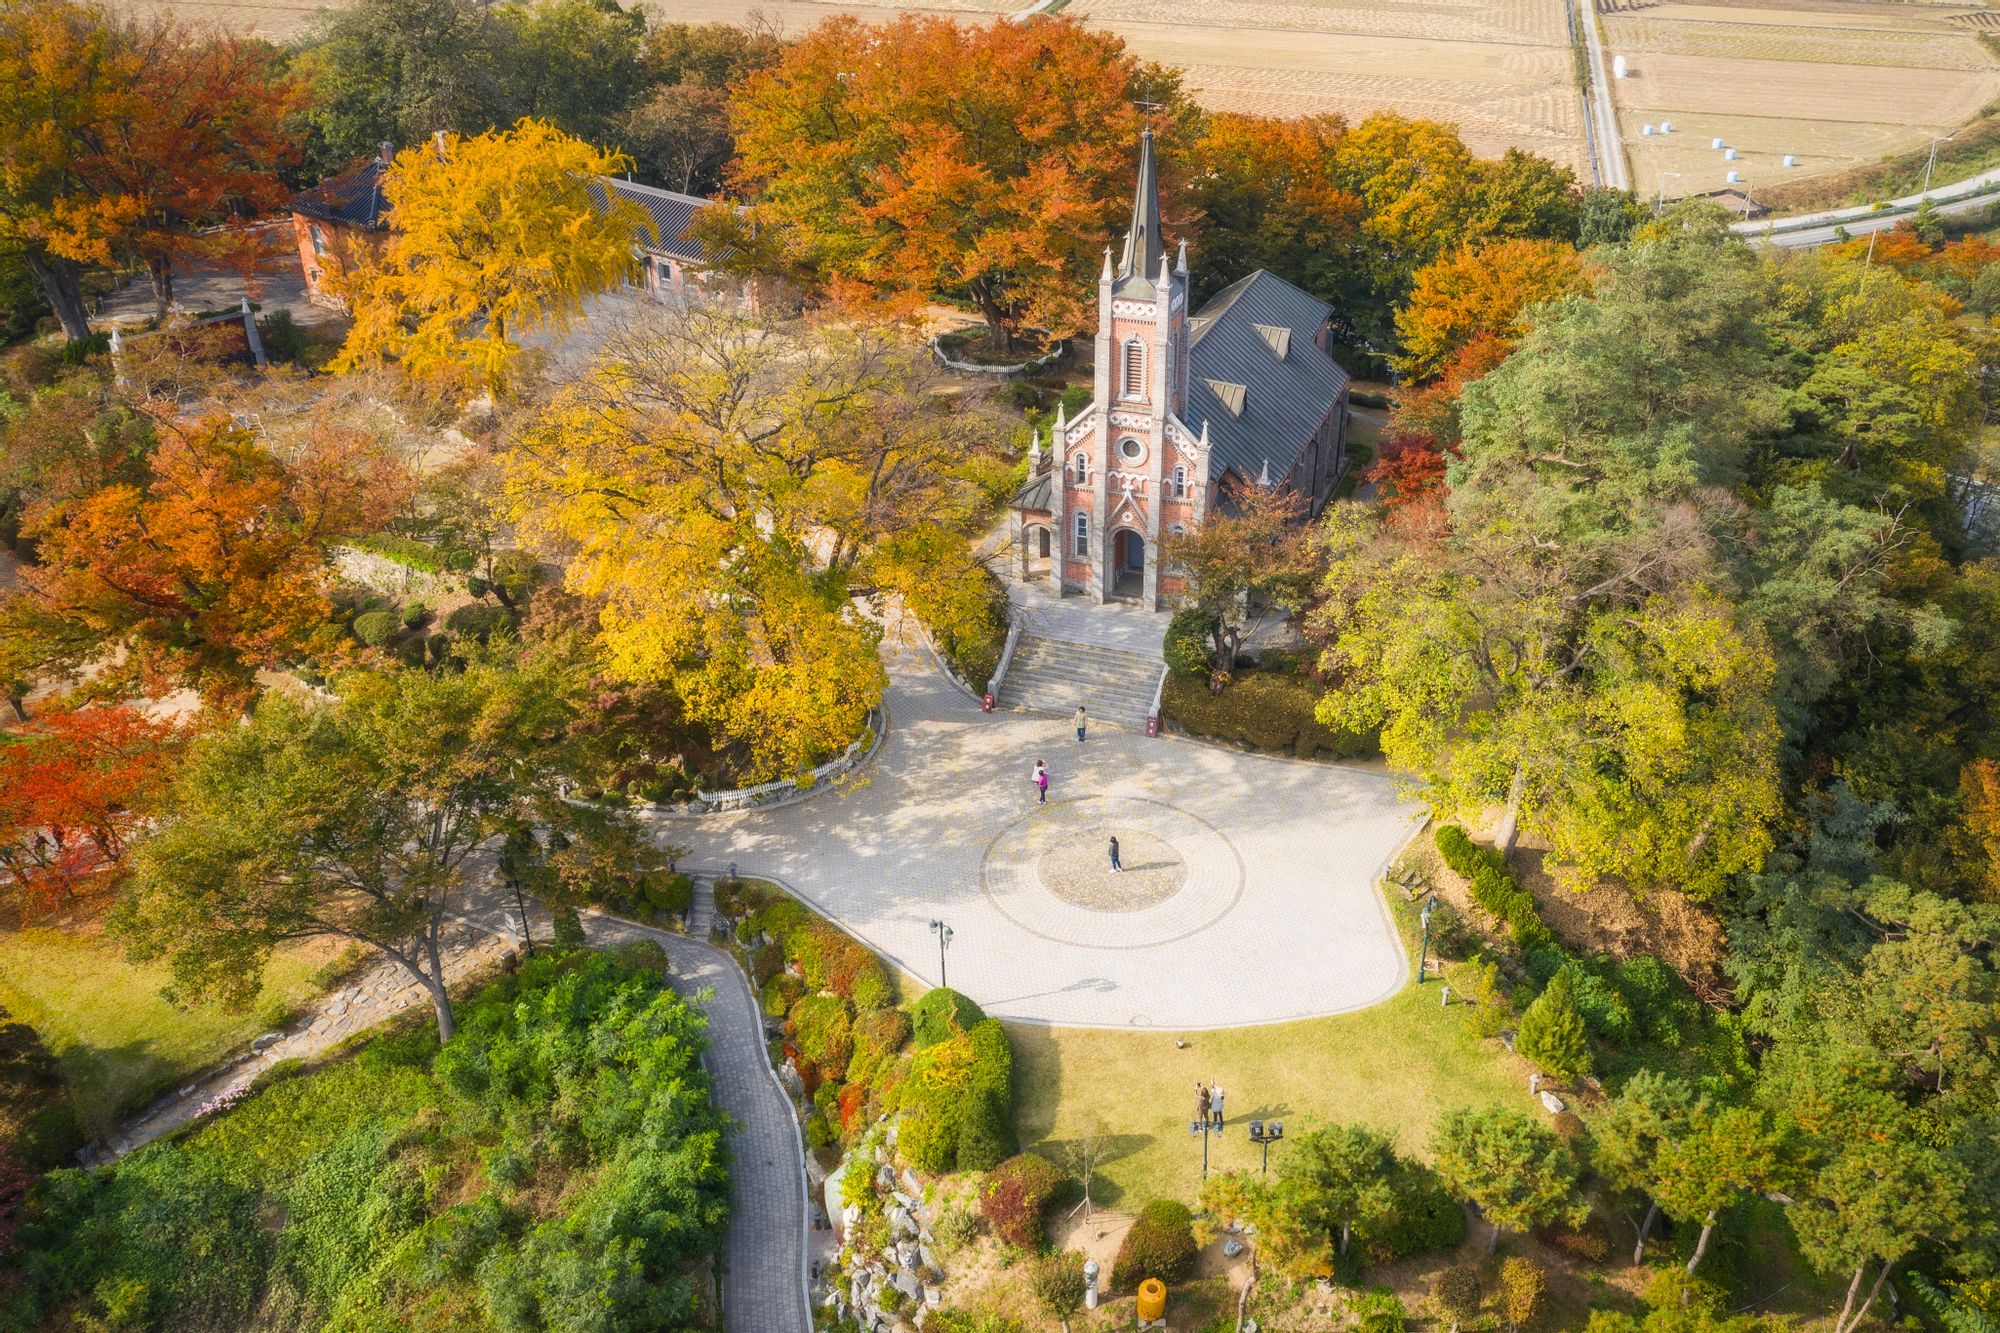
top-left (1656, 171), bottom-right (1682, 216)
top-left (929, 919), bottom-right (953, 990)
top-left (1249, 1120), bottom-right (1285, 1174)
top-left (1925, 134), bottom-right (1956, 196)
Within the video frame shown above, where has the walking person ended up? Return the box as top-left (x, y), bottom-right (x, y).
top-left (1074, 705), bottom-right (1088, 743)
top-left (1033, 759), bottom-right (1049, 805)
top-left (1109, 835), bottom-right (1123, 873)
top-left (1210, 1081), bottom-right (1225, 1130)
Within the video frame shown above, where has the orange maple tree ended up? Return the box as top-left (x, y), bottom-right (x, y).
top-left (720, 15), bottom-right (1190, 351)
top-left (1187, 113), bottom-right (1363, 302)
top-left (1393, 237), bottom-right (1590, 382)
top-left (0, 705), bottom-right (179, 918)
top-left (20, 414), bottom-right (403, 707)
top-left (1955, 758), bottom-right (2000, 902)
top-left (0, 1), bottom-right (304, 328)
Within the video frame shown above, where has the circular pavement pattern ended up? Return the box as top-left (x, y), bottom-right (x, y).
top-left (1039, 827), bottom-right (1185, 911)
top-left (981, 796), bottom-right (1244, 949)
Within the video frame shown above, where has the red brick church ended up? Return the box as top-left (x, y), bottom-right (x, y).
top-left (1008, 131), bottom-right (1351, 609)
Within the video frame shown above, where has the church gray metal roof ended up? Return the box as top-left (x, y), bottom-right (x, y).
top-left (1112, 129), bottom-right (1165, 300)
top-left (1185, 269), bottom-right (1350, 483)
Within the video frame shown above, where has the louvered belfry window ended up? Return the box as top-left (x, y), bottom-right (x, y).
top-left (1122, 340), bottom-right (1145, 399)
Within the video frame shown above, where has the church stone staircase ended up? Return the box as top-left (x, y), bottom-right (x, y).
top-left (996, 633), bottom-right (1166, 732)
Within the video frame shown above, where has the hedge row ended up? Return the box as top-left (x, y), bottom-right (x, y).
top-left (590, 870), bottom-right (694, 924)
top-left (1434, 825), bottom-right (1555, 951)
top-left (348, 534), bottom-right (463, 575)
top-left (1163, 669), bottom-right (1376, 761)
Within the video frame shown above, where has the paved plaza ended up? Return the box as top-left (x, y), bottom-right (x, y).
top-left (655, 616), bottom-right (1420, 1030)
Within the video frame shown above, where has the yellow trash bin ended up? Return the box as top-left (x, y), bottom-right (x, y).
top-left (1136, 1277), bottom-right (1167, 1321)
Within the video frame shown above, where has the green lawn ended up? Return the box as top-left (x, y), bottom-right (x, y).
top-left (1011, 895), bottom-right (1529, 1208)
top-left (0, 928), bottom-right (331, 1137)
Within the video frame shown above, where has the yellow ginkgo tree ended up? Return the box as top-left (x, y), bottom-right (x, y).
top-left (331, 119), bottom-right (648, 395)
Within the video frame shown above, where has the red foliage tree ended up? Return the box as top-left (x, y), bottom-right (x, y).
top-left (0, 704), bottom-right (179, 917)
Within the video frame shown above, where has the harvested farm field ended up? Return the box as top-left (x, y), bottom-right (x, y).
top-left (107, 0), bottom-right (1591, 172)
top-left (1601, 0), bottom-right (2000, 201)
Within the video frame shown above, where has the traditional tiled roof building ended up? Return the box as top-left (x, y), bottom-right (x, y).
top-left (286, 146), bottom-right (739, 311)
top-left (1008, 131), bottom-right (1351, 608)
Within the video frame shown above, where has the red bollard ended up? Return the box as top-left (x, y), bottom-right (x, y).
top-left (982, 692), bottom-right (995, 713)
top-left (1146, 713), bottom-right (1159, 738)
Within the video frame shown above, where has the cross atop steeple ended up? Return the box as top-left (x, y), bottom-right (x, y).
top-left (1116, 128), bottom-right (1163, 284)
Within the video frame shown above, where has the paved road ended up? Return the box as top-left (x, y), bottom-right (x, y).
top-left (1747, 186), bottom-right (2000, 248)
top-left (1737, 163), bottom-right (2000, 237)
top-left (587, 910), bottom-right (810, 1333)
top-left (1579, 0), bottom-right (1628, 191)
top-left (652, 612), bottom-right (1417, 1030)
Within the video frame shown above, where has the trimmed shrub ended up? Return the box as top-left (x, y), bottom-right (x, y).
top-left (956, 1090), bottom-right (1017, 1173)
top-left (762, 973), bottom-right (804, 1019)
top-left (351, 610), bottom-right (399, 647)
top-left (1435, 824), bottom-right (1502, 878)
top-left (912, 988), bottom-right (987, 1049)
top-left (1436, 826), bottom-right (1558, 952)
top-left (350, 533), bottom-right (448, 574)
top-left (751, 945), bottom-right (785, 987)
top-left (1517, 968), bottom-right (1592, 1082)
top-left (791, 995), bottom-right (854, 1078)
top-left (444, 604), bottom-right (514, 643)
top-left (645, 872), bottom-right (694, 919)
top-left (898, 1018), bottom-right (1014, 1175)
top-left (1162, 669), bottom-right (1375, 760)
top-left (744, 898), bottom-right (809, 948)
top-left (794, 921), bottom-right (889, 1008)
top-left (979, 1154), bottom-right (1068, 1249)
top-left (846, 1007), bottom-right (911, 1092)
top-left (1497, 1255), bottom-right (1547, 1330)
top-left (399, 601), bottom-right (430, 628)
top-left (608, 939), bottom-right (669, 978)
top-left (1113, 1199), bottom-right (1197, 1290)
top-left (1164, 607), bottom-right (1218, 679)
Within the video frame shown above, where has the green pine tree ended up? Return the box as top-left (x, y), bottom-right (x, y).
top-left (1516, 967), bottom-right (1591, 1083)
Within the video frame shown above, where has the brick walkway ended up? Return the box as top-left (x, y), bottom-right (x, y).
top-left (586, 908), bottom-right (810, 1333)
top-left (654, 613), bottom-right (1418, 1030)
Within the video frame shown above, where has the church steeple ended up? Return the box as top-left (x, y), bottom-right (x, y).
top-left (1115, 128), bottom-right (1163, 285)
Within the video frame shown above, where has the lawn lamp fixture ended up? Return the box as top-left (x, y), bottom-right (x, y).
top-left (1249, 1119), bottom-right (1285, 1174)
top-left (929, 919), bottom-right (953, 989)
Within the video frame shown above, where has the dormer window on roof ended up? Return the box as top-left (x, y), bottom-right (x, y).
top-left (1252, 323), bottom-right (1291, 360)
top-left (1205, 378), bottom-right (1246, 417)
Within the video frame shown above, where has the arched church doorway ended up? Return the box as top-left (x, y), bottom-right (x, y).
top-left (1023, 523), bottom-right (1053, 580)
top-left (1112, 529), bottom-right (1144, 599)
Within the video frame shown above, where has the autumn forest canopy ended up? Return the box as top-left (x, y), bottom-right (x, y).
top-left (1, 0), bottom-right (1999, 1328)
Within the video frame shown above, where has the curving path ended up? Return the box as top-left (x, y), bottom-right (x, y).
top-left (584, 909), bottom-right (810, 1333)
top-left (649, 615), bottom-right (1420, 1031)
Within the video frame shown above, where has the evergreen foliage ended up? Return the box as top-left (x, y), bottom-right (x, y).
top-left (1516, 967), bottom-right (1592, 1082)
